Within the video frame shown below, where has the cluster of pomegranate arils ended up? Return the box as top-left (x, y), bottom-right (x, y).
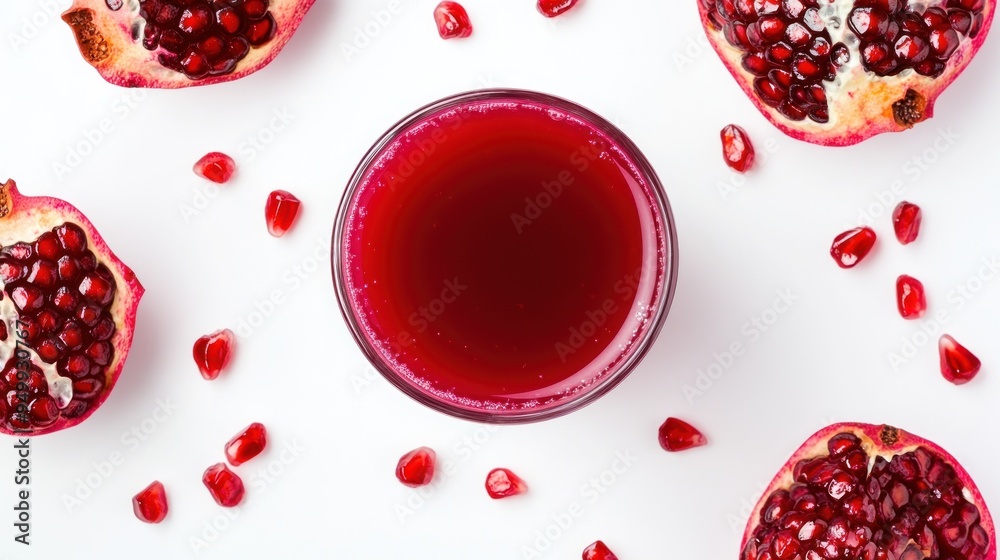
top-left (433, 0), bottom-right (582, 39)
top-left (134, 422), bottom-right (268, 523)
top-left (137, 0), bottom-right (277, 79)
top-left (831, 203), bottom-right (983, 385)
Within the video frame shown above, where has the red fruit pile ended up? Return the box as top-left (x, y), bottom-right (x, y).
top-left (698, 0), bottom-right (995, 145)
top-left (741, 423), bottom-right (995, 560)
top-left (62, 0), bottom-right (316, 87)
top-left (0, 180), bottom-right (143, 436)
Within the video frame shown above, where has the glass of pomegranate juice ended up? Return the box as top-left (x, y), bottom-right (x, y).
top-left (333, 90), bottom-right (678, 423)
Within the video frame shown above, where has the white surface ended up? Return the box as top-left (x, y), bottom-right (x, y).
top-left (1, 1), bottom-right (999, 558)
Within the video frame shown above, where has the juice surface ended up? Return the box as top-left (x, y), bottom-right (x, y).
top-left (343, 97), bottom-right (664, 411)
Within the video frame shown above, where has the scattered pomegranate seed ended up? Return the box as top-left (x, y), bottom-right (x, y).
top-left (202, 463), bottom-right (245, 507)
top-left (225, 422), bottom-right (268, 466)
top-left (132, 481), bottom-right (168, 524)
top-left (538, 0), bottom-right (581, 17)
top-left (658, 417), bottom-right (708, 452)
top-left (265, 190), bottom-right (302, 238)
top-left (193, 152), bottom-right (236, 184)
top-left (395, 447), bottom-right (437, 487)
top-left (830, 227), bottom-right (877, 269)
top-left (892, 201), bottom-right (922, 245)
top-left (485, 468), bottom-right (528, 499)
top-left (939, 335), bottom-right (981, 385)
top-left (720, 124), bottom-right (756, 173)
top-left (434, 1), bottom-right (473, 39)
top-left (583, 540), bottom-right (619, 560)
top-left (193, 329), bottom-right (235, 380)
top-left (896, 275), bottom-right (927, 320)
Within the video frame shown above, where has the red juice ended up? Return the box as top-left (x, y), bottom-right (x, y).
top-left (336, 91), bottom-right (675, 420)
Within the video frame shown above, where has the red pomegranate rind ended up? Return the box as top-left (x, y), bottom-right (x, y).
top-left (396, 447), bottom-right (436, 488)
top-left (740, 423), bottom-right (996, 560)
top-left (0, 180), bottom-right (143, 436)
top-left (698, 0), bottom-right (996, 146)
top-left (61, 0), bottom-right (316, 88)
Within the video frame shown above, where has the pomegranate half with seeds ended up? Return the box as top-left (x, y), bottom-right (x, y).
top-left (741, 423), bottom-right (995, 560)
top-left (62, 0), bottom-right (316, 88)
top-left (0, 180), bottom-right (143, 435)
top-left (699, 0), bottom-right (995, 146)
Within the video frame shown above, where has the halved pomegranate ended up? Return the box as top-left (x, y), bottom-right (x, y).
top-left (740, 423), bottom-right (995, 560)
top-left (62, 0), bottom-right (316, 88)
top-left (699, 0), bottom-right (995, 145)
top-left (0, 180), bottom-right (142, 436)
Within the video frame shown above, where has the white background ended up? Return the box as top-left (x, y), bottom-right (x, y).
top-left (1, 1), bottom-right (999, 558)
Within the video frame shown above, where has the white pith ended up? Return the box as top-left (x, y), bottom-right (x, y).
top-left (0, 282), bottom-right (73, 408)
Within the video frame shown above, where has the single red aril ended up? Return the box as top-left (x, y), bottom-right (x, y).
top-left (940, 335), bottom-right (982, 385)
top-left (486, 468), bottom-right (528, 499)
top-left (0, 180), bottom-right (143, 436)
top-left (897, 275), bottom-right (927, 319)
top-left (434, 2), bottom-right (473, 39)
top-left (894, 202), bottom-right (923, 244)
top-left (395, 447), bottom-right (436, 488)
top-left (740, 423), bottom-right (996, 560)
top-left (193, 329), bottom-right (235, 380)
top-left (698, 0), bottom-right (995, 145)
top-left (583, 540), bottom-right (620, 560)
top-left (538, 0), bottom-right (582, 17)
top-left (193, 153), bottom-right (236, 184)
top-left (265, 190), bottom-right (301, 238)
top-left (225, 422), bottom-right (267, 466)
top-left (831, 227), bottom-right (877, 268)
top-left (133, 481), bottom-right (168, 524)
top-left (721, 124), bottom-right (757, 172)
top-left (203, 463), bottom-right (245, 507)
top-left (658, 417), bottom-right (708, 452)
top-left (62, 0), bottom-right (315, 88)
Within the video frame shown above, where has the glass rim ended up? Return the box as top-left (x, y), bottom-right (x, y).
top-left (331, 88), bottom-right (679, 424)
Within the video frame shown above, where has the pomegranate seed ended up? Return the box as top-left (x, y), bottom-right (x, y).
top-left (939, 335), bottom-right (981, 385)
top-left (193, 152), bottom-right (236, 184)
top-left (583, 540), bottom-right (619, 560)
top-left (721, 124), bottom-right (756, 173)
top-left (202, 463), bottom-right (245, 507)
top-left (658, 417), bottom-right (708, 452)
top-left (133, 481), bottom-right (169, 524)
top-left (538, 0), bottom-right (581, 17)
top-left (830, 227), bottom-right (877, 269)
top-left (193, 329), bottom-right (235, 380)
top-left (896, 275), bottom-right (927, 320)
top-left (265, 190), bottom-right (302, 238)
top-left (892, 201), bottom-right (922, 245)
top-left (395, 447), bottom-right (436, 487)
top-left (485, 468), bottom-right (528, 499)
top-left (225, 422), bottom-right (268, 466)
top-left (434, 2), bottom-right (473, 39)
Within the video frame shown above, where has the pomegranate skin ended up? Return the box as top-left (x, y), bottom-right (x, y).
top-left (61, 0), bottom-right (316, 88)
top-left (0, 180), bottom-right (143, 436)
top-left (697, 0), bottom-right (996, 146)
top-left (741, 423), bottom-right (996, 560)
